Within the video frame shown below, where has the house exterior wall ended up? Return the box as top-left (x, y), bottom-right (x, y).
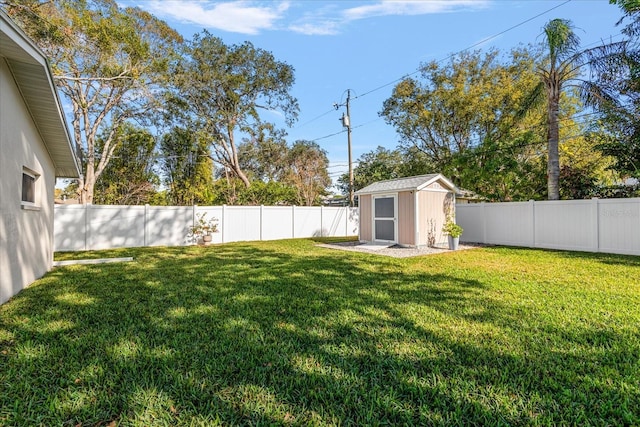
top-left (417, 189), bottom-right (454, 246)
top-left (359, 194), bottom-right (372, 241)
top-left (0, 58), bottom-right (56, 304)
top-left (397, 191), bottom-right (415, 246)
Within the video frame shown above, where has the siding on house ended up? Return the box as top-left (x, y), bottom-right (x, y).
top-left (397, 191), bottom-right (415, 246)
top-left (359, 194), bottom-right (372, 241)
top-left (0, 59), bottom-right (56, 304)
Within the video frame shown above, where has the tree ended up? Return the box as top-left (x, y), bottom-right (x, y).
top-left (381, 48), bottom-right (544, 173)
top-left (525, 18), bottom-right (627, 200)
top-left (238, 125), bottom-right (290, 182)
top-left (381, 48), bottom-right (551, 200)
top-left (159, 127), bottom-right (216, 206)
top-left (338, 146), bottom-right (410, 194)
top-left (170, 31), bottom-right (299, 190)
top-left (3, 0), bottom-right (183, 204)
top-left (93, 123), bottom-right (159, 205)
top-left (210, 179), bottom-right (297, 206)
top-left (284, 141), bottom-right (331, 206)
top-left (593, 1), bottom-right (640, 181)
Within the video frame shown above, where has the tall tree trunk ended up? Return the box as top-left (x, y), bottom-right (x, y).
top-left (547, 84), bottom-right (561, 200)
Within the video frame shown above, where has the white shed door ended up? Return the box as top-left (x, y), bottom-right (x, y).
top-left (373, 195), bottom-right (396, 243)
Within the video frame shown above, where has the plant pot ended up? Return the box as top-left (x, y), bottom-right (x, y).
top-left (448, 236), bottom-right (459, 250)
top-left (202, 234), bottom-right (212, 244)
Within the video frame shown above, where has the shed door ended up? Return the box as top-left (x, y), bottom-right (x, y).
top-left (373, 195), bottom-right (397, 243)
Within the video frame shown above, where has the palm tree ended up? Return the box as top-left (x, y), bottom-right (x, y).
top-left (528, 18), bottom-right (626, 200)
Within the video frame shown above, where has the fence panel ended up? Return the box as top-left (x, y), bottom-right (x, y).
top-left (147, 206), bottom-right (193, 247)
top-left (261, 207), bottom-right (294, 241)
top-left (485, 202), bottom-right (534, 247)
top-left (455, 204), bottom-right (484, 243)
top-left (54, 204), bottom-right (359, 251)
top-left (534, 200), bottom-right (596, 251)
top-left (457, 198), bottom-right (640, 256)
top-left (320, 207), bottom-right (343, 237)
top-left (222, 206), bottom-right (261, 243)
top-left (54, 205), bottom-right (87, 251)
top-left (598, 199), bottom-right (640, 255)
top-left (293, 207), bottom-right (323, 238)
top-left (88, 205), bottom-right (146, 250)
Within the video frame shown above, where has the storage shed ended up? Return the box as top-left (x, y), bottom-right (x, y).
top-left (355, 174), bottom-right (457, 247)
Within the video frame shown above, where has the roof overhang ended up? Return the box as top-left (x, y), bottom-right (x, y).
top-left (0, 10), bottom-right (80, 178)
top-left (415, 174), bottom-right (457, 192)
top-left (355, 173), bottom-right (458, 195)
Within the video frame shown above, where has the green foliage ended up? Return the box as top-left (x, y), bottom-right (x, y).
top-left (4, 0), bottom-right (183, 203)
top-left (591, 1), bottom-right (640, 182)
top-left (559, 165), bottom-right (598, 199)
top-left (442, 219), bottom-right (463, 238)
top-left (159, 127), bottom-right (216, 206)
top-left (381, 48), bottom-right (552, 201)
top-left (238, 125), bottom-right (290, 182)
top-left (338, 146), bottom-right (414, 194)
top-left (211, 179), bottom-right (297, 206)
top-left (189, 212), bottom-right (218, 238)
top-left (381, 48), bottom-right (543, 168)
top-left (284, 140), bottom-right (331, 206)
top-left (93, 123), bottom-right (159, 205)
top-left (1, 242), bottom-right (638, 425)
top-left (169, 31), bottom-right (299, 188)
top-left (449, 132), bottom-right (548, 201)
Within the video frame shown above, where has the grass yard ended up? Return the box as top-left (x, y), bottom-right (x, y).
top-left (1, 239), bottom-right (639, 426)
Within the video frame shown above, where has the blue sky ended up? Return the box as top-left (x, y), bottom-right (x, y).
top-left (123, 0), bottom-right (626, 187)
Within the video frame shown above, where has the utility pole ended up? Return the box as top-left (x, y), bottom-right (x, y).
top-left (346, 90), bottom-right (354, 207)
top-left (336, 89), bottom-right (354, 207)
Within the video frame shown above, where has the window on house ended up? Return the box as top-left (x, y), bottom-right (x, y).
top-left (21, 168), bottom-right (39, 208)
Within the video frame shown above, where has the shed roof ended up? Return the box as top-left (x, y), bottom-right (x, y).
top-left (0, 10), bottom-right (79, 178)
top-left (355, 174), bottom-right (457, 195)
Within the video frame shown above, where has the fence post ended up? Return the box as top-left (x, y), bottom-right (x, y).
top-left (320, 205), bottom-right (324, 238)
top-left (592, 198), bottom-right (600, 252)
top-left (84, 204), bottom-right (90, 251)
top-left (260, 205), bottom-right (264, 241)
top-left (221, 205), bottom-right (226, 243)
top-left (530, 200), bottom-right (536, 248)
top-left (481, 202), bottom-right (487, 244)
top-left (345, 207), bottom-right (348, 237)
top-left (292, 205), bottom-right (296, 238)
top-left (82, 203), bottom-right (89, 251)
top-left (144, 204), bottom-right (149, 247)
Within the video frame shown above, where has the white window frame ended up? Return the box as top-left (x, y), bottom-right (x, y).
top-left (21, 167), bottom-right (40, 211)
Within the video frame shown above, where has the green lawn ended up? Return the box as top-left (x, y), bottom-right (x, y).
top-left (1, 239), bottom-right (639, 426)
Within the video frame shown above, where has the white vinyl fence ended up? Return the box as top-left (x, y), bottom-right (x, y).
top-left (457, 198), bottom-right (640, 256)
top-left (54, 204), bottom-right (359, 251)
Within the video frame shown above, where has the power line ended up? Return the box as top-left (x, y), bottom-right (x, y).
top-left (293, 108), bottom-right (336, 129)
top-left (352, 0), bottom-right (575, 102)
top-left (304, 0), bottom-right (579, 143)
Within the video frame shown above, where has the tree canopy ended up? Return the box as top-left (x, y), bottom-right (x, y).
top-left (168, 31), bottom-right (299, 191)
top-left (4, 0), bottom-right (183, 204)
top-left (93, 123), bottom-right (159, 205)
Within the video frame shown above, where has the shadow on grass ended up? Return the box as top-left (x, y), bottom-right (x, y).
top-left (1, 241), bottom-right (638, 425)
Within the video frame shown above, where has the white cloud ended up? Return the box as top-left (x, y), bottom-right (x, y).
top-left (289, 21), bottom-right (340, 36)
top-left (343, 0), bottom-right (489, 21)
top-left (288, 0), bottom-right (490, 36)
top-left (143, 1), bottom-right (290, 35)
top-left (137, 0), bottom-right (490, 36)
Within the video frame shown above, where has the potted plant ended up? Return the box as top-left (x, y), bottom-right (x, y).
top-left (190, 213), bottom-right (219, 245)
top-left (442, 217), bottom-right (463, 250)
